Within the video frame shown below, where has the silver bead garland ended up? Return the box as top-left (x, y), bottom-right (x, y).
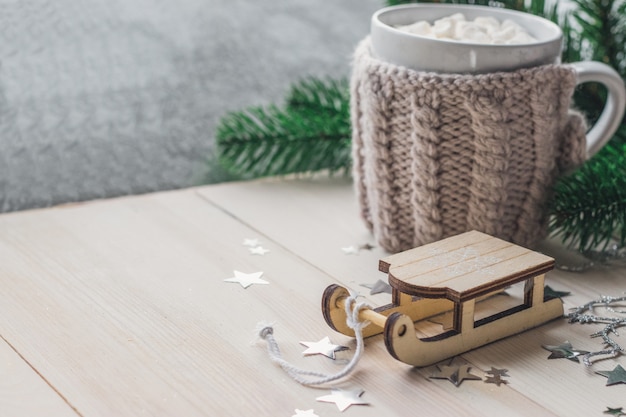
top-left (567, 295), bottom-right (626, 366)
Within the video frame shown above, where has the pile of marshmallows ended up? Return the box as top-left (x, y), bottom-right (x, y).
top-left (397, 13), bottom-right (537, 44)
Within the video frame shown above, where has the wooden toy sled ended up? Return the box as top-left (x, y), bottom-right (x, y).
top-left (322, 231), bottom-right (564, 367)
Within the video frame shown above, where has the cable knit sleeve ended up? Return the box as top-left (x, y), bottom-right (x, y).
top-left (350, 37), bottom-right (588, 252)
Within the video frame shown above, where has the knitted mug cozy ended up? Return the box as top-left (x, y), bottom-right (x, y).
top-left (351, 38), bottom-right (588, 253)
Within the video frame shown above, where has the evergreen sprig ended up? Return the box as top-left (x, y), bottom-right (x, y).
top-left (216, 78), bottom-right (351, 178)
top-left (550, 137), bottom-right (626, 252)
top-left (547, 0), bottom-right (626, 252)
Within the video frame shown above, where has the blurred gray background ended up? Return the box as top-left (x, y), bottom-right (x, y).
top-left (0, 0), bottom-right (382, 212)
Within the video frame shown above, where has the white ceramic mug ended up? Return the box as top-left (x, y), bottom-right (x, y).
top-left (371, 3), bottom-right (626, 158)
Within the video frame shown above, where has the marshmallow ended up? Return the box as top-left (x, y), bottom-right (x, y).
top-left (396, 13), bottom-right (537, 44)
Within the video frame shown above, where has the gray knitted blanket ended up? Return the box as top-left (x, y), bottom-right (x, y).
top-left (351, 38), bottom-right (587, 253)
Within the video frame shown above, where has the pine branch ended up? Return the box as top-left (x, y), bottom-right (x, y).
top-left (548, 0), bottom-right (626, 251)
top-left (216, 78), bottom-right (351, 178)
top-left (549, 136), bottom-right (626, 252)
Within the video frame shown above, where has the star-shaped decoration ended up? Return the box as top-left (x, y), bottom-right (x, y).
top-left (542, 342), bottom-right (589, 362)
top-left (484, 367), bottom-right (509, 386)
top-left (316, 388), bottom-right (369, 412)
top-left (341, 246), bottom-right (359, 255)
top-left (486, 367), bottom-right (509, 377)
top-left (604, 407), bottom-right (625, 416)
top-left (430, 363), bottom-right (482, 387)
top-left (223, 270), bottom-right (269, 289)
top-left (292, 409), bottom-right (319, 417)
top-left (544, 285), bottom-right (571, 299)
top-left (484, 374), bottom-right (508, 386)
top-left (361, 279), bottom-right (392, 295)
top-left (596, 364), bottom-right (626, 386)
top-left (300, 336), bottom-right (349, 359)
top-left (249, 246), bottom-right (270, 255)
top-left (242, 238), bottom-right (261, 247)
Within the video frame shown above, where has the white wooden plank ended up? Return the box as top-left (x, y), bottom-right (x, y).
top-left (0, 336), bottom-right (77, 417)
top-left (196, 177), bottom-right (390, 304)
top-left (0, 178), bottom-right (623, 416)
top-left (0, 185), bottom-right (557, 417)
top-left (0, 190), bottom-right (338, 416)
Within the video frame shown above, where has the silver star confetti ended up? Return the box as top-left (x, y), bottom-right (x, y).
top-left (484, 374), bottom-right (508, 386)
top-left (292, 409), bottom-right (319, 417)
top-left (596, 364), bottom-right (626, 386)
top-left (604, 406), bottom-right (626, 416)
top-left (223, 270), bottom-right (269, 289)
top-left (316, 388), bottom-right (369, 412)
top-left (486, 367), bottom-right (509, 377)
top-left (361, 279), bottom-right (392, 295)
top-left (300, 336), bottom-right (349, 359)
top-left (542, 342), bottom-right (590, 362)
top-left (484, 367), bottom-right (510, 386)
top-left (249, 246), bottom-right (270, 255)
top-left (341, 246), bottom-right (359, 255)
top-left (430, 362), bottom-right (482, 387)
top-left (543, 285), bottom-right (571, 299)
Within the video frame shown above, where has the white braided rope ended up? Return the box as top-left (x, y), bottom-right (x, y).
top-left (257, 292), bottom-right (371, 386)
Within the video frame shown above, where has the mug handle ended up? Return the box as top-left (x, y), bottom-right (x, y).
top-left (570, 61), bottom-right (626, 158)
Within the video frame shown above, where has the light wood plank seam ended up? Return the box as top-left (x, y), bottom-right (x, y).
top-left (194, 189), bottom-right (342, 282)
top-left (1, 334), bottom-right (84, 417)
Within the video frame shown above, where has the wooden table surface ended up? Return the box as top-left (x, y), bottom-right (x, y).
top-left (1, 177), bottom-right (624, 416)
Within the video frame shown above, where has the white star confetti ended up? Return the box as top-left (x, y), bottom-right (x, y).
top-left (243, 238), bottom-right (261, 247)
top-left (292, 409), bottom-right (319, 417)
top-left (300, 336), bottom-right (348, 359)
top-left (341, 246), bottom-right (359, 255)
top-left (316, 388), bottom-right (369, 412)
top-left (249, 246), bottom-right (270, 255)
top-left (223, 270), bottom-right (269, 289)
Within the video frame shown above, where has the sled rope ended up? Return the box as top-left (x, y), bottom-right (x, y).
top-left (257, 292), bottom-right (370, 386)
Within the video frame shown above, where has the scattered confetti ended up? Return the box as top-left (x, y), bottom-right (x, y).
top-left (341, 246), bottom-right (359, 255)
top-left (430, 362), bottom-right (482, 387)
top-left (292, 409), bottom-right (319, 417)
top-left (484, 374), bottom-right (508, 386)
top-left (604, 406), bottom-right (626, 416)
top-left (484, 368), bottom-right (510, 386)
top-left (249, 246), bottom-right (270, 256)
top-left (485, 367), bottom-right (509, 377)
top-left (543, 285), bottom-right (571, 299)
top-left (243, 238), bottom-right (261, 247)
top-left (596, 364), bottom-right (626, 386)
top-left (542, 342), bottom-right (590, 362)
top-left (316, 388), bottom-right (369, 412)
top-left (361, 279), bottom-right (392, 295)
top-left (300, 336), bottom-right (349, 359)
top-left (223, 270), bottom-right (269, 289)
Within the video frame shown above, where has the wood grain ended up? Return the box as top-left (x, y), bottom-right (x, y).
top-left (0, 336), bottom-right (77, 417)
top-left (0, 177), bottom-right (623, 416)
